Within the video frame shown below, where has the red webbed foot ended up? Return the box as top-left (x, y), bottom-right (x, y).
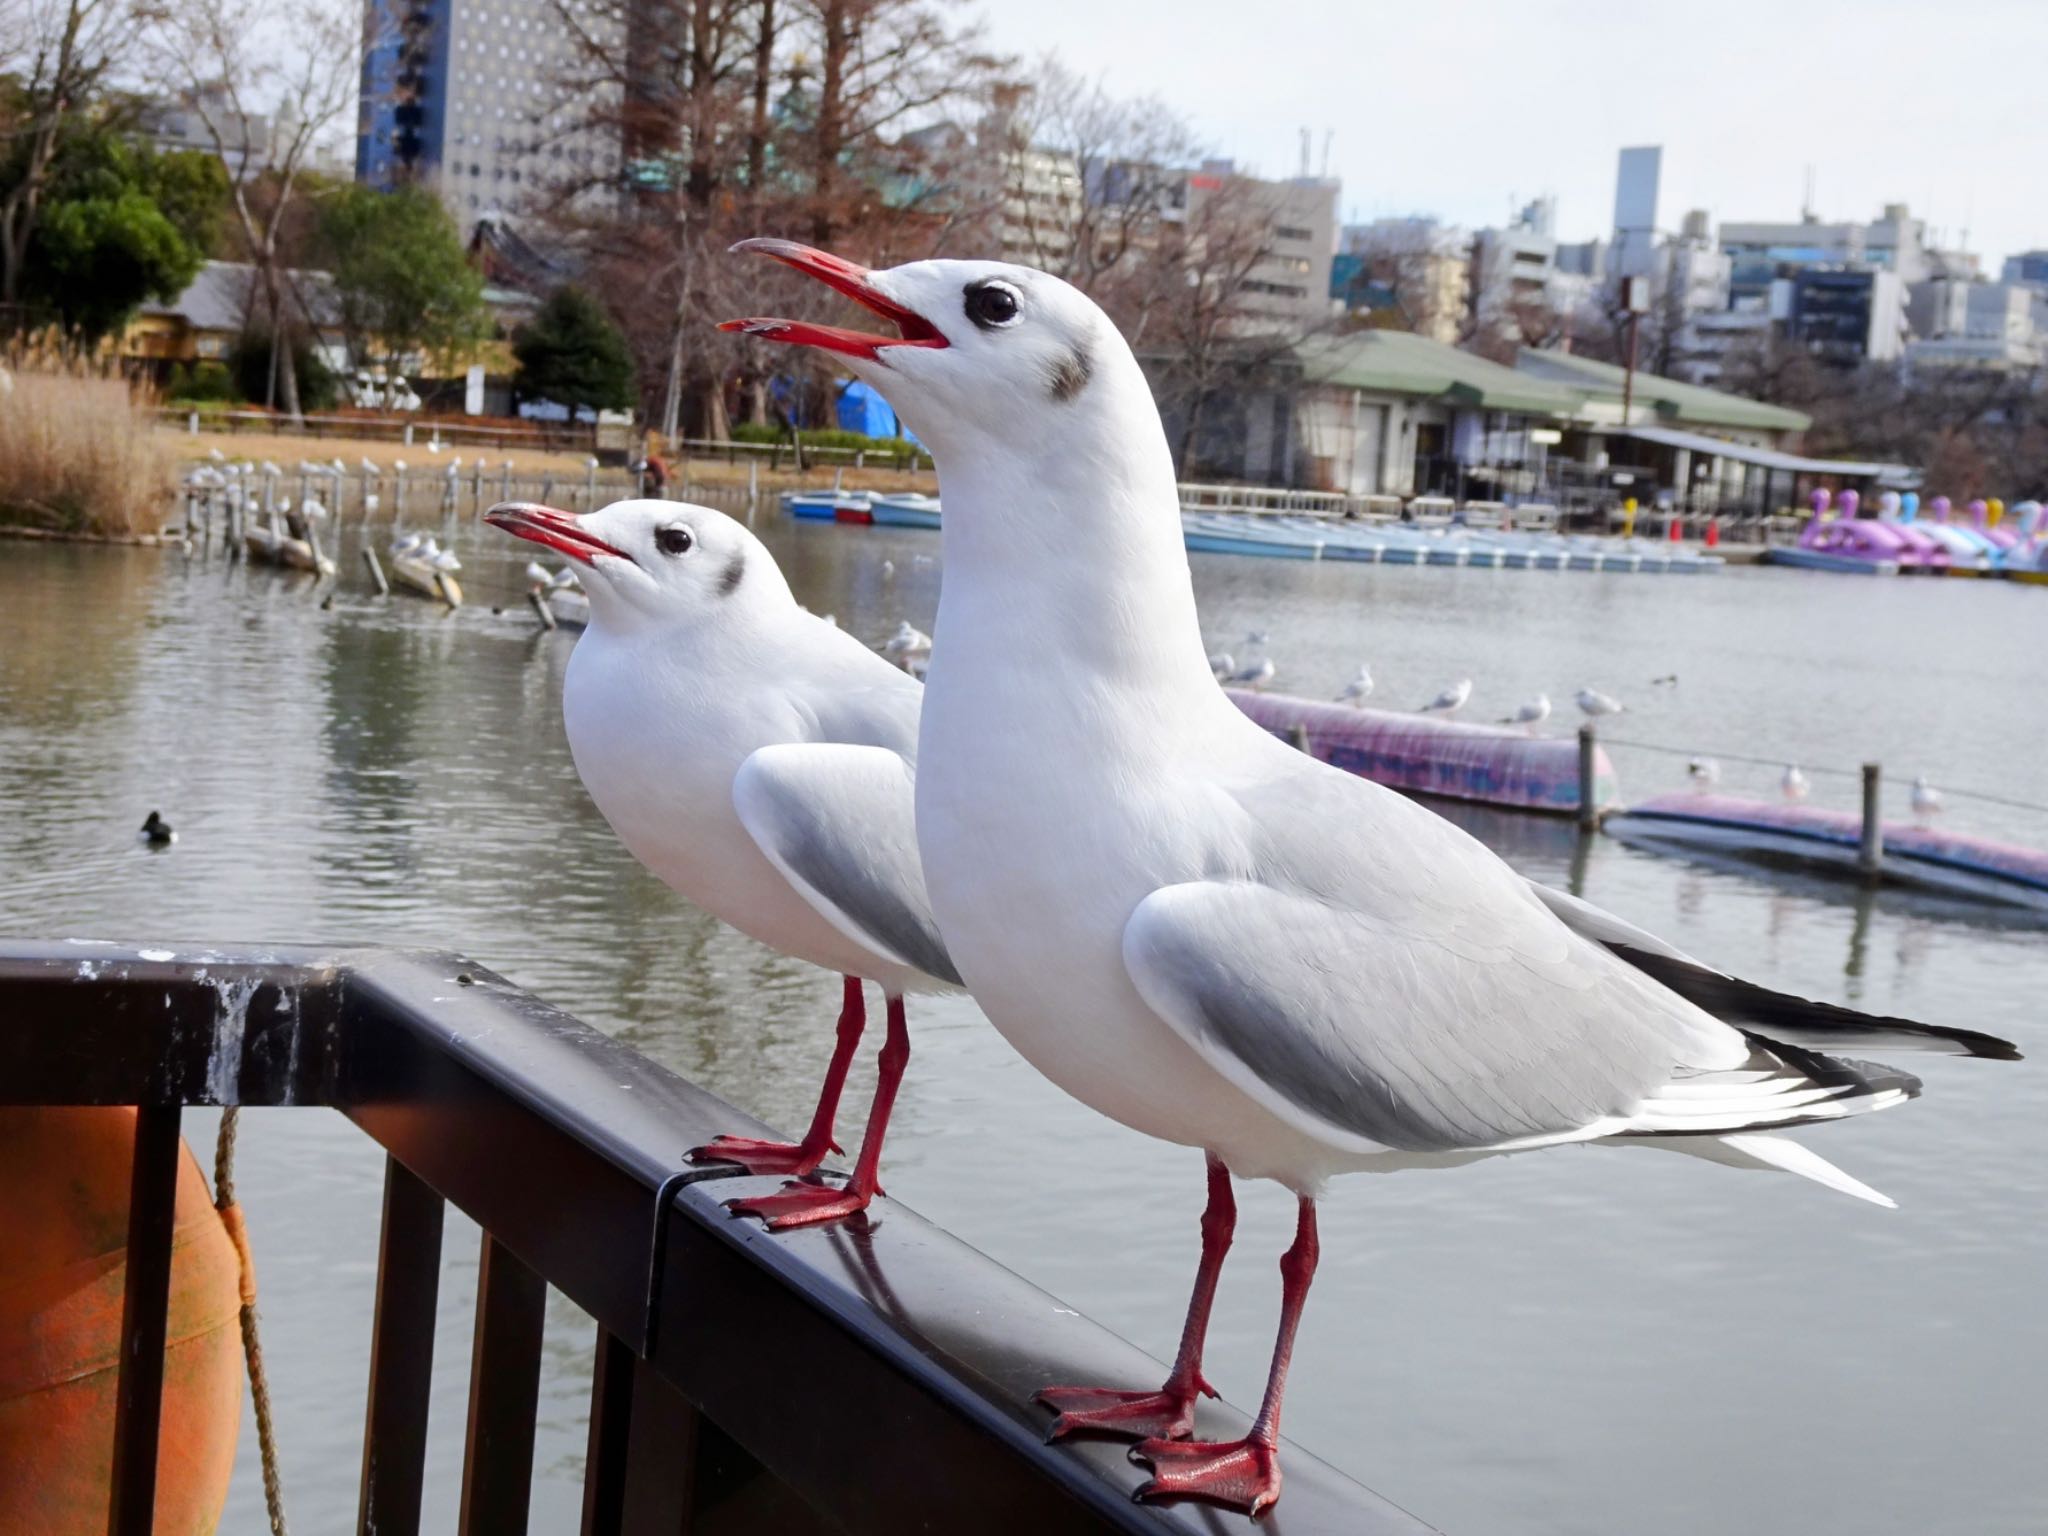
top-left (725, 1177), bottom-right (876, 1230)
top-left (686, 1134), bottom-right (841, 1177)
top-left (1036, 1377), bottom-right (1215, 1442)
top-left (1130, 1435), bottom-right (1282, 1515)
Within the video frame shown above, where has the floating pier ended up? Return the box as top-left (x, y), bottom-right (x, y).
top-left (1229, 689), bottom-right (1620, 817)
top-left (1605, 793), bottom-right (2048, 912)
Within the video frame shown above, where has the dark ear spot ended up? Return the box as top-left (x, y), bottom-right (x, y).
top-left (718, 550), bottom-right (746, 596)
top-left (1045, 343), bottom-right (1092, 404)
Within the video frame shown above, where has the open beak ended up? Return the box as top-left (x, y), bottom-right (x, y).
top-left (718, 238), bottom-right (946, 360)
top-left (483, 502), bottom-right (630, 567)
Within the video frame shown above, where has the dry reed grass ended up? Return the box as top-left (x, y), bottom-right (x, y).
top-left (0, 356), bottom-right (174, 538)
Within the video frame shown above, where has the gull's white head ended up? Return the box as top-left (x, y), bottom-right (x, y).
top-left (484, 498), bottom-right (792, 633)
top-left (718, 239), bottom-right (1151, 466)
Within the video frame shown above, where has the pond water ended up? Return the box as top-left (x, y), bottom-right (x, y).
top-left (2, 507), bottom-right (2044, 1535)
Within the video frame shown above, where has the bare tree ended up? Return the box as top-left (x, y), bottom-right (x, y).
top-left (139, 0), bottom-right (359, 418)
top-left (0, 0), bottom-right (142, 313)
top-left (981, 57), bottom-right (1199, 303)
top-left (788, 0), bottom-right (997, 248)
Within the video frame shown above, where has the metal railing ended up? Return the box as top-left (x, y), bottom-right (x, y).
top-left (0, 940), bottom-right (1436, 1536)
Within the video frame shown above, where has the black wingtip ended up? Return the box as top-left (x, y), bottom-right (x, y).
top-left (1614, 944), bottom-right (2023, 1062)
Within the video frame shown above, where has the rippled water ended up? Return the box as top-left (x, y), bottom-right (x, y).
top-left (2, 509), bottom-right (2043, 1536)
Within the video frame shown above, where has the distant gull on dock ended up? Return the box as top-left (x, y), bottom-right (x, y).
top-left (1418, 677), bottom-right (1470, 714)
top-left (1229, 655), bottom-right (1277, 690)
top-left (719, 232), bottom-right (2023, 1514)
top-left (1912, 775), bottom-right (1944, 819)
top-left (1207, 649), bottom-right (1234, 682)
top-left (1500, 693), bottom-right (1549, 727)
top-left (1335, 665), bottom-right (1374, 707)
top-left (485, 497), bottom-right (960, 1230)
top-left (1781, 764), bottom-right (1810, 801)
top-left (1688, 757), bottom-right (1721, 791)
top-left (1576, 687), bottom-right (1625, 717)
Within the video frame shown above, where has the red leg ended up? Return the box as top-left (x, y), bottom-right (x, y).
top-left (728, 993), bottom-right (909, 1230)
top-left (1131, 1195), bottom-right (1319, 1516)
top-left (1037, 1155), bottom-right (1235, 1443)
top-left (688, 975), bottom-right (862, 1175)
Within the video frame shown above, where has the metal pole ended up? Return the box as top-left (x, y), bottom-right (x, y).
top-left (1578, 724), bottom-right (1600, 830)
top-left (1859, 762), bottom-right (1884, 879)
top-left (1622, 311), bottom-right (1639, 422)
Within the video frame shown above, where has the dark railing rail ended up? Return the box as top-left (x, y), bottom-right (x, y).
top-left (0, 940), bottom-right (1440, 1535)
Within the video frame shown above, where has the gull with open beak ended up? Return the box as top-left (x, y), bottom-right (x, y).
top-left (484, 496), bottom-right (961, 1229)
top-left (723, 239), bottom-right (2017, 1514)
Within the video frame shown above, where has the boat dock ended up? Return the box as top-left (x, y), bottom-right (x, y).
top-left (1605, 793), bottom-right (2048, 912)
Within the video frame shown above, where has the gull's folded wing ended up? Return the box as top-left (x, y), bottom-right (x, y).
top-left (733, 743), bottom-right (961, 987)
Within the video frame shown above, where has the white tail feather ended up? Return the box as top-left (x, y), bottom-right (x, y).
top-left (1717, 1133), bottom-right (1897, 1209)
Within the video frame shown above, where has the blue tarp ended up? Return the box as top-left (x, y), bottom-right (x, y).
top-left (836, 378), bottom-right (916, 443)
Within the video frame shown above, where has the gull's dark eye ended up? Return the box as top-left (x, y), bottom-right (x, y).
top-left (964, 281), bottom-right (1020, 330)
top-left (656, 525), bottom-right (694, 556)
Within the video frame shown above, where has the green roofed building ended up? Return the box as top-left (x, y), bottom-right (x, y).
top-left (1156, 326), bottom-right (1883, 514)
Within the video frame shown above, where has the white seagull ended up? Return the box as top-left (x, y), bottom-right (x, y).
top-left (1334, 665), bottom-right (1374, 707)
top-left (1576, 687), bottom-right (1625, 718)
top-left (1782, 764), bottom-right (1811, 802)
top-left (1227, 655), bottom-right (1276, 690)
top-left (485, 497), bottom-right (960, 1228)
top-left (881, 619), bottom-right (933, 665)
top-left (1417, 677), bottom-right (1471, 714)
top-left (1206, 650), bottom-right (1234, 683)
top-left (728, 239), bottom-right (2019, 1515)
top-left (1912, 775), bottom-right (1944, 820)
top-left (1687, 757), bottom-right (1721, 791)
top-left (1499, 692), bottom-right (1549, 728)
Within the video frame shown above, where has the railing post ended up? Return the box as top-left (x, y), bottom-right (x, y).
top-left (1578, 724), bottom-right (1600, 830)
top-left (1859, 762), bottom-right (1885, 880)
top-left (456, 1234), bottom-right (547, 1536)
top-left (358, 1156), bottom-right (445, 1536)
top-left (107, 1104), bottom-right (183, 1536)
top-left (1284, 723), bottom-right (1309, 753)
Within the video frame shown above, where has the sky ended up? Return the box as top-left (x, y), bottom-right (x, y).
top-left (972, 0), bottom-right (2048, 270)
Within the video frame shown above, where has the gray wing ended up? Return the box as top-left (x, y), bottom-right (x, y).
top-left (733, 743), bottom-right (960, 987)
top-left (794, 616), bottom-right (926, 760)
top-left (1121, 759), bottom-right (1758, 1156)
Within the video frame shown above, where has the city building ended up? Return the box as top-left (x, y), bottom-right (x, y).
top-left (1184, 161), bottom-right (1340, 327)
top-left (356, 0), bottom-right (622, 233)
top-left (1610, 146), bottom-right (1661, 279)
top-left (2002, 250), bottom-right (2048, 287)
top-left (1335, 218), bottom-right (1470, 343)
top-left (1788, 268), bottom-right (1907, 365)
top-left (1471, 198), bottom-right (1595, 340)
top-left (1904, 279), bottom-right (2043, 372)
top-left (896, 115), bottom-right (1084, 269)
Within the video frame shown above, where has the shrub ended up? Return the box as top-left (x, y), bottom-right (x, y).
top-left (0, 367), bottom-right (174, 536)
top-left (728, 421), bottom-right (922, 455)
top-left (228, 331), bottom-right (341, 412)
top-left (166, 361), bottom-right (238, 403)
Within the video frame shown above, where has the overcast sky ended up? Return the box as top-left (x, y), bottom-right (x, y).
top-left (973, 0), bottom-right (2048, 268)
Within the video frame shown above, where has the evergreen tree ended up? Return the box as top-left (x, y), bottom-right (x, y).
top-left (513, 286), bottom-right (636, 415)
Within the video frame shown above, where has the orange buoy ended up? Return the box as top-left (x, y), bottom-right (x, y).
top-left (0, 1108), bottom-right (242, 1534)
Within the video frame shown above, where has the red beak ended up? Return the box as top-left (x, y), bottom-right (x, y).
top-left (483, 501), bottom-right (630, 567)
top-left (718, 238), bottom-right (947, 359)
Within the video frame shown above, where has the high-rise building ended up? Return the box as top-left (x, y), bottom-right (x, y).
top-left (1611, 145), bottom-right (1661, 278)
top-left (356, 0), bottom-right (622, 233)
